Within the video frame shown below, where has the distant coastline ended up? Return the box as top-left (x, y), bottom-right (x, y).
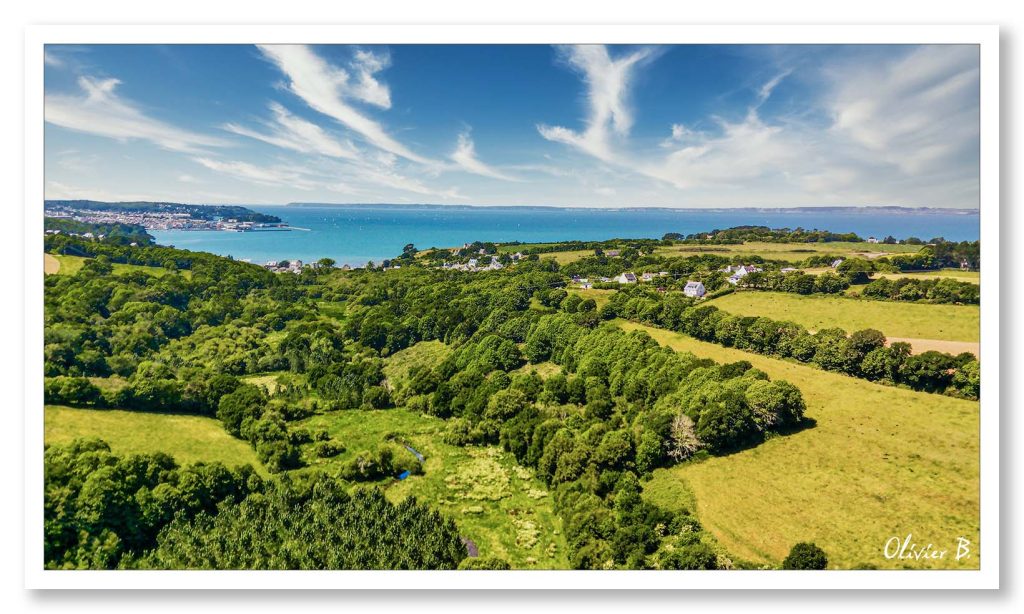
top-left (284, 202), bottom-right (979, 216)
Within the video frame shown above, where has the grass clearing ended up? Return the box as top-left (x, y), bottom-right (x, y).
top-left (513, 361), bottom-right (562, 378)
top-left (298, 408), bottom-right (567, 568)
top-left (538, 250), bottom-right (594, 264)
top-left (46, 253), bottom-right (191, 278)
top-left (383, 340), bottom-right (452, 395)
top-left (873, 269), bottom-right (980, 285)
top-left (617, 321), bottom-right (979, 569)
top-left (568, 288), bottom-right (616, 309)
top-left (242, 372), bottom-right (288, 395)
top-left (708, 291), bottom-right (979, 342)
top-left (45, 405), bottom-right (266, 475)
top-left (653, 241), bottom-right (920, 263)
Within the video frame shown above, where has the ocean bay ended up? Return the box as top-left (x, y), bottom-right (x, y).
top-left (151, 204), bottom-right (981, 267)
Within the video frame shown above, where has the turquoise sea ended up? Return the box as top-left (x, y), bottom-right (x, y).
top-left (151, 205), bottom-right (981, 268)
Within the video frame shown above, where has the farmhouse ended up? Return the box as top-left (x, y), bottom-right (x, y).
top-left (605, 250), bottom-right (621, 257)
top-left (683, 281), bottom-right (706, 298)
top-left (867, 237), bottom-right (879, 244)
top-left (616, 272), bottom-right (637, 284)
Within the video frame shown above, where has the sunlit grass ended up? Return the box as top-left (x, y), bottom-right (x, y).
top-left (618, 321), bottom-right (980, 570)
top-left (45, 405), bottom-right (267, 475)
top-left (707, 291), bottom-right (979, 342)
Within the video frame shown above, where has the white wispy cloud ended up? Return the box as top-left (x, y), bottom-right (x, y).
top-left (541, 44), bottom-right (979, 208)
top-left (45, 76), bottom-right (228, 153)
top-left (256, 44), bottom-right (433, 165)
top-left (192, 157), bottom-right (321, 190)
top-left (537, 45), bottom-right (657, 162)
top-left (223, 101), bottom-right (359, 160)
top-left (827, 45), bottom-right (980, 175)
top-left (350, 49), bottom-right (392, 109)
top-left (450, 131), bottom-right (518, 181)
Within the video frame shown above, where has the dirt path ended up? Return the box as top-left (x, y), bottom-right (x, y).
top-left (887, 337), bottom-right (979, 357)
top-left (44, 253), bottom-right (60, 275)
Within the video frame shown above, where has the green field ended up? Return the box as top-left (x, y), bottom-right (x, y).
top-left (382, 340), bottom-right (452, 395)
top-left (617, 321), bottom-right (980, 569)
top-left (298, 408), bottom-right (568, 569)
top-left (708, 291), bottom-right (979, 342)
top-left (45, 253), bottom-right (191, 278)
top-left (44, 405), bottom-right (267, 475)
top-left (653, 241), bottom-right (921, 264)
top-left (873, 269), bottom-right (981, 285)
top-left (491, 240), bottom-right (923, 266)
top-left (567, 287), bottom-right (616, 309)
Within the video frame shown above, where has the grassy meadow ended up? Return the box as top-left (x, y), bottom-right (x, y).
top-left (567, 287), bottom-right (616, 309)
top-left (45, 253), bottom-right (191, 278)
top-left (617, 321), bottom-right (980, 569)
top-left (297, 407), bottom-right (568, 569)
top-left (492, 240), bottom-right (922, 266)
top-left (653, 241), bottom-right (921, 264)
top-left (708, 291), bottom-right (979, 342)
top-left (45, 405), bottom-right (267, 475)
top-left (872, 269), bottom-right (981, 284)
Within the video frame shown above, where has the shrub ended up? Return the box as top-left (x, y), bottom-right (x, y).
top-left (782, 542), bottom-right (828, 570)
top-left (695, 393), bottom-right (759, 453)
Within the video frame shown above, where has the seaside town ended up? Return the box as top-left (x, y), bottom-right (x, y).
top-left (44, 202), bottom-right (290, 232)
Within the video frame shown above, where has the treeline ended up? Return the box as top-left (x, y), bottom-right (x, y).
top-left (603, 286), bottom-right (979, 399)
top-left (861, 277), bottom-right (980, 304)
top-left (736, 269), bottom-right (979, 304)
top-left (880, 241), bottom-right (980, 271)
top-left (668, 226), bottom-right (862, 244)
top-left (45, 439), bottom-right (466, 569)
top-left (45, 200), bottom-right (282, 224)
top-left (506, 238), bottom-right (669, 257)
top-left (44, 216), bottom-right (154, 245)
top-left (736, 270), bottom-right (850, 294)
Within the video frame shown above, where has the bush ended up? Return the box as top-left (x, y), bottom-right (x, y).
top-left (311, 440), bottom-right (345, 458)
top-left (696, 393), bottom-right (759, 453)
top-left (661, 542), bottom-right (719, 570)
top-left (782, 542), bottom-right (828, 569)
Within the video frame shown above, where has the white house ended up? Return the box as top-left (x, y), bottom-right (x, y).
top-left (640, 272), bottom-right (656, 282)
top-left (683, 281), bottom-right (706, 298)
top-left (615, 272), bottom-right (637, 284)
top-left (866, 237), bottom-right (879, 244)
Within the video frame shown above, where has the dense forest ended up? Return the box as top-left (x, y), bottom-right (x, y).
top-left (43, 234), bottom-right (824, 570)
top-left (43, 225), bottom-right (980, 569)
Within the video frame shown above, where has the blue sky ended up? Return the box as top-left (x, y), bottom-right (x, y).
top-left (43, 44), bottom-right (980, 208)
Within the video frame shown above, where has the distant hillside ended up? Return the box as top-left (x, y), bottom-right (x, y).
top-left (45, 200), bottom-right (282, 224)
top-left (44, 216), bottom-right (154, 245)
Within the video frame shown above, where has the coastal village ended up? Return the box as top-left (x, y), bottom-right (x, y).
top-left (44, 202), bottom-right (289, 232)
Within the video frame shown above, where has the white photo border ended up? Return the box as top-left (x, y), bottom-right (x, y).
top-left (23, 23), bottom-right (1000, 590)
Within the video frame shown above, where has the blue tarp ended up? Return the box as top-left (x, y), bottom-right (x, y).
top-left (397, 470), bottom-right (411, 480)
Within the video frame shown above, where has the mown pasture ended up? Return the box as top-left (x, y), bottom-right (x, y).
top-left (707, 291), bottom-right (979, 342)
top-left (44, 405), bottom-right (267, 475)
top-left (617, 321), bottom-right (980, 570)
